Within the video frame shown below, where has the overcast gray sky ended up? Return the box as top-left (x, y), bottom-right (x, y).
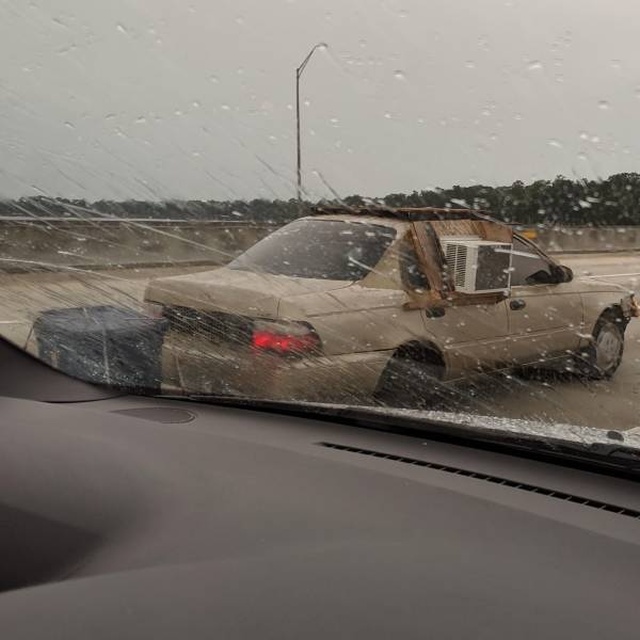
top-left (1, 0), bottom-right (639, 201)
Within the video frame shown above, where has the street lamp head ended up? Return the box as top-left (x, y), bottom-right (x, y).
top-left (297, 42), bottom-right (329, 75)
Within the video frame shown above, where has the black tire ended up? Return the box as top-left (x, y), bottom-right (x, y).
top-left (374, 356), bottom-right (444, 409)
top-left (575, 316), bottom-right (625, 380)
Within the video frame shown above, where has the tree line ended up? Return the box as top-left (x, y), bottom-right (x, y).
top-left (2, 172), bottom-right (640, 226)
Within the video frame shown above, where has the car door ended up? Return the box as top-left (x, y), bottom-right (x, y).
top-left (407, 222), bottom-right (511, 377)
top-left (506, 237), bottom-right (583, 365)
top-left (432, 299), bottom-right (511, 377)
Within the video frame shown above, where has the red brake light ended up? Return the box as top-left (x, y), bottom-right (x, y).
top-left (252, 321), bottom-right (320, 356)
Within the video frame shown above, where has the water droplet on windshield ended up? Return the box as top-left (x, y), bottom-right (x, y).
top-left (135, 116), bottom-right (146, 124)
top-left (384, 112), bottom-right (392, 119)
top-left (548, 139), bottom-right (562, 148)
top-left (116, 24), bottom-right (128, 35)
top-left (221, 104), bottom-right (230, 111)
top-left (527, 60), bottom-right (543, 71)
top-left (192, 101), bottom-right (201, 108)
top-left (64, 122), bottom-right (74, 129)
top-left (393, 70), bottom-right (406, 81)
top-left (598, 100), bottom-right (610, 110)
top-left (329, 117), bottom-right (339, 126)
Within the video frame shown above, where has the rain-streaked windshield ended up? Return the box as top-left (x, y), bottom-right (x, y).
top-left (0, 0), bottom-right (639, 456)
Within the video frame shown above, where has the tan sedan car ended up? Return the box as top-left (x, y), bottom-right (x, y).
top-left (144, 207), bottom-right (638, 406)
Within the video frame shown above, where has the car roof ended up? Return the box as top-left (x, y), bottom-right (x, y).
top-left (298, 213), bottom-right (410, 231)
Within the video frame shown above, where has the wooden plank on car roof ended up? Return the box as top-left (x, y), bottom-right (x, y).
top-left (430, 219), bottom-right (484, 237)
top-left (429, 218), bottom-right (513, 244)
top-left (477, 220), bottom-right (513, 243)
top-left (409, 223), bottom-right (450, 297)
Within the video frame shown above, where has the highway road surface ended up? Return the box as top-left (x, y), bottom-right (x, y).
top-left (0, 253), bottom-right (638, 431)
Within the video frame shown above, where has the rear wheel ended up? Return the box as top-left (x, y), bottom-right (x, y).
top-left (575, 316), bottom-right (625, 380)
top-left (374, 356), bottom-right (444, 409)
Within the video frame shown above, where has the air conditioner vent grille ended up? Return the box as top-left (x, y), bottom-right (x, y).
top-left (445, 243), bottom-right (468, 288)
top-left (318, 442), bottom-right (640, 520)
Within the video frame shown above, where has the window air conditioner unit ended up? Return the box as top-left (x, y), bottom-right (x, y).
top-left (442, 239), bottom-right (512, 294)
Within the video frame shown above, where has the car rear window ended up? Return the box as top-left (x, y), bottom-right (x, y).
top-left (228, 219), bottom-right (397, 280)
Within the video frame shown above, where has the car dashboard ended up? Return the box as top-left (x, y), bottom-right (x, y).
top-left (0, 337), bottom-right (639, 639)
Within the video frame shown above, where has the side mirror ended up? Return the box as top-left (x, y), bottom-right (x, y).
top-left (555, 265), bottom-right (574, 283)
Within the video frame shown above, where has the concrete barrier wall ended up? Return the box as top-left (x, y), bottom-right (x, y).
top-left (0, 219), bottom-right (278, 271)
top-left (0, 218), bottom-right (638, 272)
top-left (531, 226), bottom-right (640, 253)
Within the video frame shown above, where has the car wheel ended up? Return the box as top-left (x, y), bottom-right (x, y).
top-left (374, 356), bottom-right (445, 409)
top-left (575, 316), bottom-right (624, 380)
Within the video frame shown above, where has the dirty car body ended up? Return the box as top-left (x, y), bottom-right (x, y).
top-left (144, 207), bottom-right (638, 405)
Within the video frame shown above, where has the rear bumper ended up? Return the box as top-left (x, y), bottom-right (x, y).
top-left (161, 335), bottom-right (392, 404)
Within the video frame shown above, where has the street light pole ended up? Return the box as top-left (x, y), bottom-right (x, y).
top-left (296, 43), bottom-right (327, 202)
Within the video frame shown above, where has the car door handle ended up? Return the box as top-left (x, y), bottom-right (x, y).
top-left (510, 299), bottom-right (526, 311)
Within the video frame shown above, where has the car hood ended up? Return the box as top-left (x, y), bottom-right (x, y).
top-left (145, 267), bottom-right (353, 317)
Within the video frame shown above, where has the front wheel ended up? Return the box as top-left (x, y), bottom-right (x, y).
top-left (575, 316), bottom-right (625, 380)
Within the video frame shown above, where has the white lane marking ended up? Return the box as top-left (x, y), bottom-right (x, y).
top-left (582, 272), bottom-right (640, 279)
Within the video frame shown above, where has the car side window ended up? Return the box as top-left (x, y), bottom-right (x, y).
top-left (510, 237), bottom-right (554, 286)
top-left (399, 239), bottom-right (430, 291)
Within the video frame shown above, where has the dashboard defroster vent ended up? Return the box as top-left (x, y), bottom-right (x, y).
top-left (319, 442), bottom-right (640, 521)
